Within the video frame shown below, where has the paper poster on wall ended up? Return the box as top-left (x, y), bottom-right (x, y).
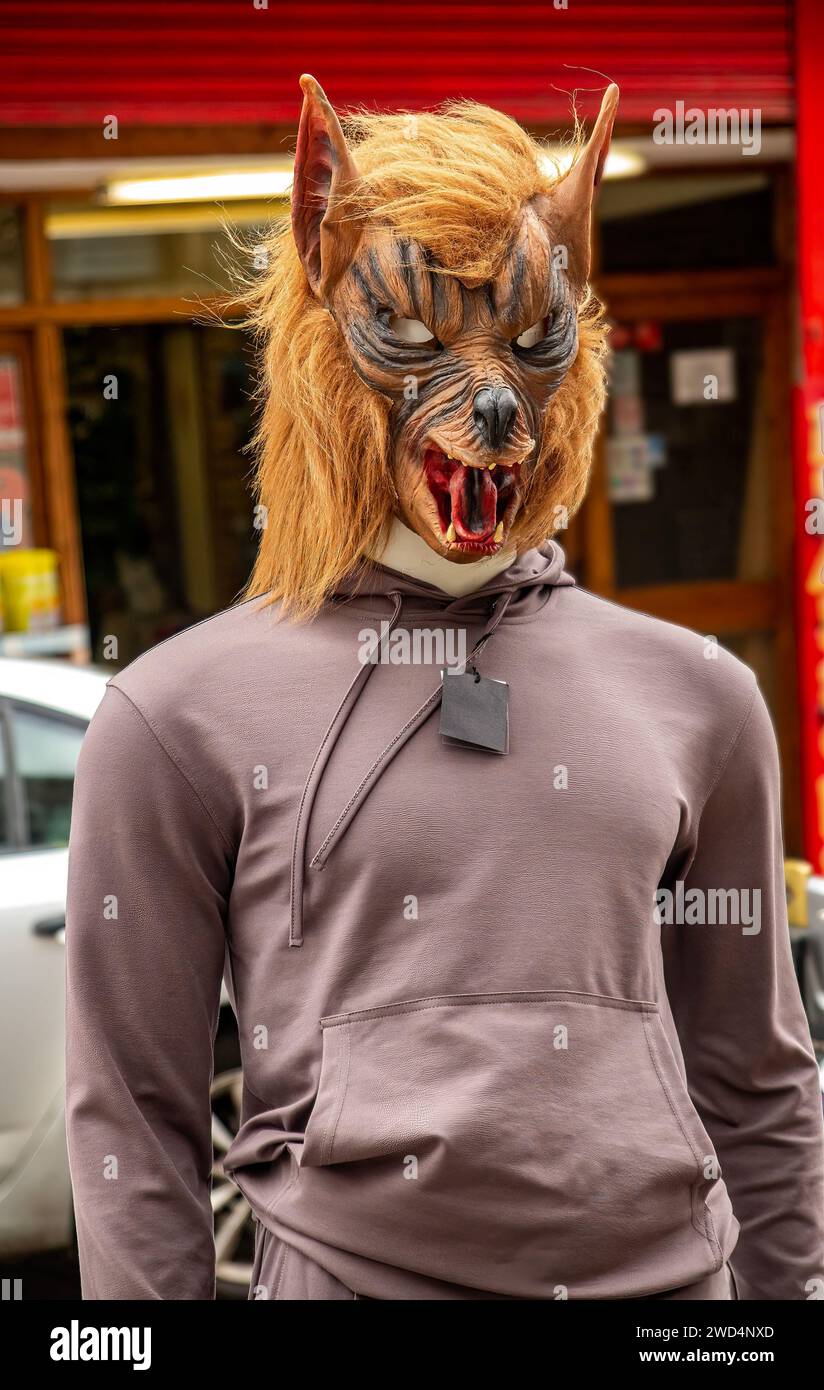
top-left (610, 349), bottom-right (641, 397)
top-left (606, 436), bottom-right (655, 503)
top-left (613, 394), bottom-right (644, 436)
top-left (670, 348), bottom-right (736, 405)
top-left (643, 433), bottom-right (667, 469)
top-left (0, 356), bottom-right (24, 450)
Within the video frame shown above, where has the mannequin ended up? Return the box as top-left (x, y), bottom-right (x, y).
top-left (65, 77), bottom-right (824, 1302)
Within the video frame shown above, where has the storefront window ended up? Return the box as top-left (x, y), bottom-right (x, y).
top-left (606, 316), bottom-right (769, 589)
top-left (47, 203), bottom-right (278, 302)
top-left (64, 322), bottom-right (257, 664)
top-left (599, 176), bottom-right (775, 273)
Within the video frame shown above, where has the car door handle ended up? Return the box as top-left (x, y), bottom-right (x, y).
top-left (32, 916), bottom-right (66, 943)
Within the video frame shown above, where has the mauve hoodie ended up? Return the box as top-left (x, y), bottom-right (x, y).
top-left (65, 543), bottom-right (824, 1300)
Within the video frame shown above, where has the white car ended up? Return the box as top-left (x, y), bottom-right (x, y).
top-left (0, 657), bottom-right (252, 1296)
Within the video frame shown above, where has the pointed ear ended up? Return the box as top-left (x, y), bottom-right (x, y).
top-left (292, 74), bottom-right (363, 299)
top-left (540, 83), bottom-right (619, 292)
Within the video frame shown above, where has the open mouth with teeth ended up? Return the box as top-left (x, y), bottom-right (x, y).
top-left (423, 444), bottom-right (521, 553)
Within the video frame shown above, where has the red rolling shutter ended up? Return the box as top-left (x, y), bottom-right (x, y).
top-left (0, 0), bottom-right (794, 128)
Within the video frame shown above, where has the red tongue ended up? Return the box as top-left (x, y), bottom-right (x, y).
top-left (449, 464), bottom-right (497, 540)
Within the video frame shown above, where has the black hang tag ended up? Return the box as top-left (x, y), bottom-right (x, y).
top-left (440, 667), bottom-right (510, 755)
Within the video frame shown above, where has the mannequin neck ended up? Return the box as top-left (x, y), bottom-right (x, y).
top-left (370, 517), bottom-right (516, 599)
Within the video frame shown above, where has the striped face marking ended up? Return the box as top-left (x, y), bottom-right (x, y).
top-left (327, 205), bottom-right (579, 559)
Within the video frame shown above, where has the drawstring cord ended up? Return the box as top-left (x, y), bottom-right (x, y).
top-left (288, 589), bottom-right (404, 947)
top-left (288, 587), bottom-right (513, 947)
top-left (308, 589), bottom-right (515, 875)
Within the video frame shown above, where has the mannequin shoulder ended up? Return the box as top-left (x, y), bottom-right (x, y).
top-left (550, 584), bottom-right (759, 722)
top-left (105, 596), bottom-right (309, 733)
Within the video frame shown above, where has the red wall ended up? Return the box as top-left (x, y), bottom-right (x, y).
top-left (0, 0), bottom-right (794, 128)
top-left (793, 0), bottom-right (824, 868)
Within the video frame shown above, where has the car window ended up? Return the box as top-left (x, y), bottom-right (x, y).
top-left (10, 704), bottom-right (86, 848)
top-left (0, 722), bottom-right (8, 847)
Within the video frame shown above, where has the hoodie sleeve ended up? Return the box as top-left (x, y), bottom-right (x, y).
top-left (662, 684), bottom-right (824, 1300)
top-left (65, 684), bottom-right (231, 1300)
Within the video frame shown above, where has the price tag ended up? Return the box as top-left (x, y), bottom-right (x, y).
top-left (440, 667), bottom-right (509, 755)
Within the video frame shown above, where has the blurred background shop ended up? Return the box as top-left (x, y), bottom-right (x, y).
top-left (0, 0), bottom-right (823, 870)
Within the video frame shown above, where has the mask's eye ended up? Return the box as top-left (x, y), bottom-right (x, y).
top-left (388, 315), bottom-right (435, 344)
top-left (514, 317), bottom-right (548, 350)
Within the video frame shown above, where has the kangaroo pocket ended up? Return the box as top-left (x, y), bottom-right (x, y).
top-left (276, 990), bottom-right (730, 1299)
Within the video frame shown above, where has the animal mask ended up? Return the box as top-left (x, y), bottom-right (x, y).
top-left (246, 77), bottom-right (617, 613)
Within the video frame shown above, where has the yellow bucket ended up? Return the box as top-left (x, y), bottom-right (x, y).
top-left (0, 548), bottom-right (61, 633)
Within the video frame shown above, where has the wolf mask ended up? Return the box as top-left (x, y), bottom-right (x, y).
top-left (247, 75), bottom-right (618, 614)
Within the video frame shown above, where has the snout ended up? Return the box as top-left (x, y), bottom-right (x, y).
top-left (472, 385), bottom-right (519, 451)
top-left (394, 378), bottom-right (536, 559)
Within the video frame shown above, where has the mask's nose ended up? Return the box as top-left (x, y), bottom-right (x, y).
top-left (472, 385), bottom-right (518, 451)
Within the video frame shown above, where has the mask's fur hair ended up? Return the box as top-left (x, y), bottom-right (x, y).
top-left (244, 101), bottom-right (609, 617)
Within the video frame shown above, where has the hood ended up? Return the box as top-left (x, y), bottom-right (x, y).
top-left (289, 540), bottom-right (574, 948)
top-left (333, 539), bottom-right (575, 617)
